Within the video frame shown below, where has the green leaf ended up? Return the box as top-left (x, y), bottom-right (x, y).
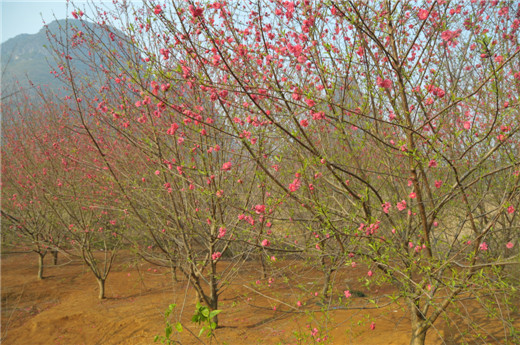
top-left (154, 335), bottom-right (159, 342)
top-left (175, 322), bottom-right (183, 332)
top-left (201, 307), bottom-right (210, 318)
top-left (209, 310), bottom-right (221, 319)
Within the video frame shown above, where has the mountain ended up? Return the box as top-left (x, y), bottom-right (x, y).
top-left (1, 19), bottom-right (131, 100)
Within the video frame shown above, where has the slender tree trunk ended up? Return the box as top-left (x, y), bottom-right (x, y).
top-left (410, 325), bottom-right (427, 345)
top-left (210, 293), bottom-right (219, 327)
top-left (260, 253), bottom-right (267, 279)
top-left (321, 267), bottom-right (333, 299)
top-left (172, 264), bottom-right (178, 283)
top-left (320, 256), bottom-right (335, 300)
top-left (210, 263), bottom-right (219, 327)
top-left (97, 278), bottom-right (106, 299)
top-left (52, 250), bottom-right (58, 265)
top-left (409, 300), bottom-right (428, 345)
top-left (37, 252), bottom-right (45, 280)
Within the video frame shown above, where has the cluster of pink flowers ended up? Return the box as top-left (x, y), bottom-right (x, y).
top-left (382, 202), bottom-right (392, 214)
top-left (289, 177), bottom-right (301, 192)
top-left (211, 252), bottom-right (221, 260)
top-left (254, 204), bottom-right (266, 214)
top-left (425, 84), bottom-right (445, 98)
top-left (221, 161), bottom-right (232, 171)
top-left (376, 77), bottom-right (392, 89)
top-left (440, 29), bottom-right (462, 46)
top-left (397, 200), bottom-right (407, 211)
top-left (217, 227), bottom-right (226, 239)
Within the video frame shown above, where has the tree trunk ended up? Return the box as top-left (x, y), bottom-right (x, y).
top-left (210, 263), bottom-right (219, 327)
top-left (97, 278), bottom-right (106, 299)
top-left (172, 264), bottom-right (178, 283)
top-left (210, 298), bottom-right (219, 327)
top-left (409, 301), bottom-right (428, 345)
top-left (37, 252), bottom-right (45, 280)
top-left (52, 250), bottom-right (58, 265)
top-left (321, 266), bottom-right (335, 300)
top-left (410, 326), bottom-right (427, 345)
top-left (260, 253), bottom-right (267, 279)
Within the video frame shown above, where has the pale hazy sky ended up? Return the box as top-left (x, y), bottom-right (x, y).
top-left (0, 1), bottom-right (137, 43)
top-left (1, 1), bottom-right (70, 43)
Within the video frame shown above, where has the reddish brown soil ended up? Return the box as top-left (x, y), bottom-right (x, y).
top-left (1, 251), bottom-right (517, 344)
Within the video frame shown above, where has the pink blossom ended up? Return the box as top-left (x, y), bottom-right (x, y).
top-left (254, 204), bottom-right (266, 214)
top-left (435, 180), bottom-right (443, 188)
top-left (409, 192), bottom-right (417, 199)
top-left (428, 159), bottom-right (437, 168)
top-left (289, 178), bottom-right (301, 192)
top-left (300, 119), bottom-right (309, 127)
top-left (167, 123), bottom-right (179, 135)
top-left (376, 77), bottom-right (392, 89)
top-left (440, 29), bottom-right (461, 45)
top-left (498, 6), bottom-right (509, 16)
top-left (221, 161), bottom-right (232, 171)
top-left (305, 99), bottom-right (316, 107)
top-left (506, 242), bottom-right (514, 249)
top-left (479, 242), bottom-right (488, 251)
top-left (189, 5), bottom-right (204, 18)
top-left (212, 252), bottom-right (222, 260)
top-left (434, 87), bottom-right (445, 98)
top-left (154, 5), bottom-right (162, 15)
top-left (312, 111), bottom-right (325, 120)
top-left (397, 200), bottom-right (407, 211)
top-left (217, 227), bottom-right (227, 239)
top-left (418, 9), bottom-right (429, 20)
top-left (507, 206), bottom-right (515, 214)
top-left (382, 202), bottom-right (392, 214)
top-left (344, 290), bottom-right (351, 298)
top-left (367, 270), bottom-right (373, 277)
top-left (261, 239), bottom-right (271, 247)
top-left (370, 322), bottom-right (376, 330)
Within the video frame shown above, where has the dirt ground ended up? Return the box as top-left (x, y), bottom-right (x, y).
top-left (1, 251), bottom-right (517, 345)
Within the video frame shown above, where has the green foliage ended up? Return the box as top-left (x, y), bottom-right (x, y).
top-left (154, 304), bottom-right (182, 344)
top-left (192, 302), bottom-right (221, 338)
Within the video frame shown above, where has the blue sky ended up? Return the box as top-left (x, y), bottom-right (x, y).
top-left (0, 1), bottom-right (136, 43)
top-left (1, 1), bottom-right (71, 43)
